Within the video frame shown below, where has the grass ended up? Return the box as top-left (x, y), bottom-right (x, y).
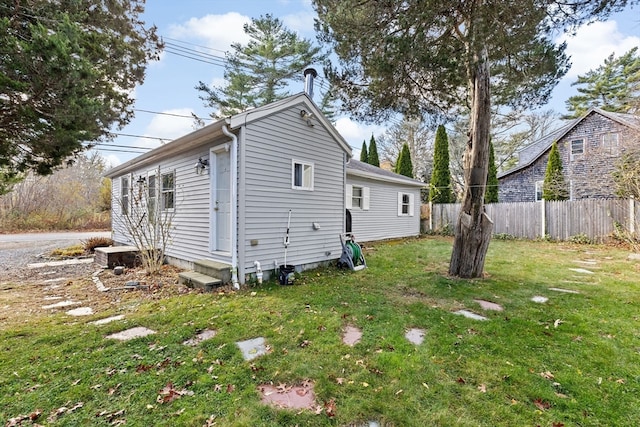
top-left (1, 237), bottom-right (640, 426)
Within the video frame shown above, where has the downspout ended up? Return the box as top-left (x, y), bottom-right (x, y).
top-left (222, 124), bottom-right (240, 290)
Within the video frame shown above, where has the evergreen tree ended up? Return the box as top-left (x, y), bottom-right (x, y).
top-left (429, 125), bottom-right (454, 203)
top-left (197, 14), bottom-right (325, 117)
top-left (0, 0), bottom-right (162, 181)
top-left (564, 47), bottom-right (640, 118)
top-left (368, 135), bottom-right (380, 167)
top-left (543, 141), bottom-right (569, 200)
top-left (360, 140), bottom-right (369, 163)
top-left (395, 143), bottom-right (414, 178)
top-left (485, 139), bottom-right (499, 203)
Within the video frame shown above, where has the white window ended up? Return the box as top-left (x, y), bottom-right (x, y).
top-left (602, 133), bottom-right (619, 155)
top-left (121, 176), bottom-right (130, 214)
top-left (345, 184), bottom-right (370, 210)
top-left (535, 180), bottom-right (543, 201)
top-left (148, 174), bottom-right (157, 218)
top-left (161, 171), bottom-right (175, 210)
top-left (397, 192), bottom-right (414, 216)
top-left (571, 139), bottom-right (584, 156)
top-left (292, 160), bottom-right (314, 190)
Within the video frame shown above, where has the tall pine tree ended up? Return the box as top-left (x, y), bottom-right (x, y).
top-left (368, 135), bottom-right (380, 167)
top-left (429, 125), bottom-right (454, 203)
top-left (543, 141), bottom-right (569, 200)
top-left (395, 143), bottom-right (414, 178)
top-left (360, 140), bottom-right (369, 163)
top-left (484, 139), bottom-right (499, 203)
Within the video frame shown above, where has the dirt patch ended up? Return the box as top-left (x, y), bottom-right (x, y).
top-left (0, 262), bottom-right (197, 329)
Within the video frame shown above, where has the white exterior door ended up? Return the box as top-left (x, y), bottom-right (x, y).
top-left (211, 148), bottom-right (231, 253)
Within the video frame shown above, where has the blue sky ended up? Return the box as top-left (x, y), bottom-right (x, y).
top-left (96, 1), bottom-right (640, 167)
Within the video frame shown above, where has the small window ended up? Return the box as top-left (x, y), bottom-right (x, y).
top-left (571, 139), bottom-right (584, 156)
top-left (161, 171), bottom-right (175, 210)
top-left (397, 192), bottom-right (414, 216)
top-left (602, 133), bottom-right (619, 154)
top-left (292, 160), bottom-right (314, 190)
top-left (535, 180), bottom-right (543, 201)
top-left (346, 185), bottom-right (370, 210)
top-left (121, 176), bottom-right (130, 215)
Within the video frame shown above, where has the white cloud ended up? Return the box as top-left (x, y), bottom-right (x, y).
top-left (168, 12), bottom-right (251, 52)
top-left (282, 11), bottom-right (316, 36)
top-left (558, 20), bottom-right (640, 79)
top-left (334, 116), bottom-right (386, 151)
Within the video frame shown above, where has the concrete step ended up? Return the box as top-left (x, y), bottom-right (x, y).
top-left (193, 259), bottom-right (231, 283)
top-left (178, 271), bottom-right (223, 292)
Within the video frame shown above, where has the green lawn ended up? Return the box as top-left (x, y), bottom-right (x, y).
top-left (2, 237), bottom-right (639, 426)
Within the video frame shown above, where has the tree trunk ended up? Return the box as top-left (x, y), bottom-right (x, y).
top-left (449, 45), bottom-right (493, 278)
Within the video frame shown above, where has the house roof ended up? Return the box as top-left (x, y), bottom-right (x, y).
top-left (347, 159), bottom-right (426, 188)
top-left (498, 108), bottom-right (640, 179)
top-left (105, 92), bottom-right (352, 178)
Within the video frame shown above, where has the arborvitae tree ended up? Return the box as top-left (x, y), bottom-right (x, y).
top-left (360, 140), bottom-right (369, 163)
top-left (485, 139), bottom-right (499, 203)
top-left (429, 125), bottom-right (454, 203)
top-left (543, 141), bottom-right (569, 200)
top-left (368, 135), bottom-right (380, 167)
top-left (395, 143), bottom-right (414, 178)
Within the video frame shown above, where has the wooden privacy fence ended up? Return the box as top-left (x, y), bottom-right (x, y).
top-left (421, 199), bottom-right (639, 242)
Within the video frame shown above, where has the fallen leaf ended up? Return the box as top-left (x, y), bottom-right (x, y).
top-left (554, 319), bottom-right (563, 328)
top-left (324, 398), bottom-right (337, 418)
top-left (395, 389), bottom-right (403, 395)
top-left (422, 383), bottom-right (429, 389)
top-left (456, 377), bottom-right (466, 384)
top-left (616, 378), bottom-right (625, 384)
top-left (533, 398), bottom-right (551, 411)
top-left (478, 384), bottom-right (487, 393)
top-left (71, 379), bottom-right (81, 386)
top-left (552, 423), bottom-right (565, 427)
top-left (540, 371), bottom-right (555, 380)
top-left (336, 377), bottom-right (345, 385)
top-left (29, 410), bottom-right (42, 421)
top-left (226, 384), bottom-right (235, 394)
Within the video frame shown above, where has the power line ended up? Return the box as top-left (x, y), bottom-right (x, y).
top-left (134, 108), bottom-right (214, 121)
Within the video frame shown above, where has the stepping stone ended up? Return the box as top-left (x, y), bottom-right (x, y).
top-left (405, 328), bottom-right (425, 345)
top-left (42, 300), bottom-right (79, 309)
top-left (28, 258), bottom-right (94, 269)
top-left (258, 382), bottom-right (316, 410)
top-left (568, 268), bottom-right (594, 274)
top-left (106, 326), bottom-right (156, 341)
top-left (531, 296), bottom-right (549, 303)
top-left (474, 299), bottom-right (503, 311)
top-left (183, 329), bottom-right (217, 346)
top-left (453, 310), bottom-right (488, 321)
top-left (66, 307), bottom-right (94, 316)
top-left (236, 337), bottom-right (268, 361)
top-left (549, 287), bottom-right (580, 294)
top-left (92, 315), bottom-right (125, 325)
top-left (342, 325), bottom-right (362, 346)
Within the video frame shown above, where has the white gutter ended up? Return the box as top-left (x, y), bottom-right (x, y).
top-left (222, 124), bottom-right (240, 290)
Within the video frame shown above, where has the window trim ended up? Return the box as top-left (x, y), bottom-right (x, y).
top-left (161, 171), bottom-right (175, 211)
top-left (121, 176), bottom-right (130, 215)
top-left (291, 160), bottom-right (314, 191)
top-left (397, 192), bottom-right (414, 217)
top-left (535, 180), bottom-right (543, 202)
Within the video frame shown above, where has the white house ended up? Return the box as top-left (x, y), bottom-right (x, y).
top-left (105, 90), bottom-right (424, 287)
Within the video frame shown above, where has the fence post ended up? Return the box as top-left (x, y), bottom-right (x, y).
top-left (541, 199), bottom-right (546, 239)
top-left (630, 197), bottom-right (635, 236)
top-left (429, 201), bottom-right (433, 231)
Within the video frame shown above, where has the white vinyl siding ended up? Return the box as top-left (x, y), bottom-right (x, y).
top-left (346, 184), bottom-right (369, 210)
top-left (347, 175), bottom-right (420, 242)
top-left (242, 105), bottom-right (345, 271)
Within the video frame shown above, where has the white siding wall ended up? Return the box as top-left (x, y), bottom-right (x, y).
top-left (111, 144), bottom-right (228, 264)
top-left (241, 105), bottom-right (345, 272)
top-left (346, 175), bottom-right (421, 242)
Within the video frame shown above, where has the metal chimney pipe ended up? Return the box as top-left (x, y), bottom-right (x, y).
top-left (303, 68), bottom-right (318, 99)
